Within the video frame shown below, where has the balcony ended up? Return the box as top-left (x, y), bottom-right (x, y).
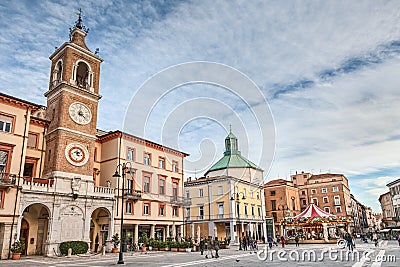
top-left (93, 186), bottom-right (115, 198)
top-left (125, 189), bottom-right (142, 201)
top-left (170, 196), bottom-right (192, 206)
top-left (0, 173), bottom-right (17, 189)
top-left (22, 176), bottom-right (54, 192)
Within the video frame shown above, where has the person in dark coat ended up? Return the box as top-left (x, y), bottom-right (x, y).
top-left (267, 236), bottom-right (273, 249)
top-left (199, 237), bottom-right (205, 255)
top-left (295, 235), bottom-right (300, 247)
top-left (214, 237), bottom-right (220, 258)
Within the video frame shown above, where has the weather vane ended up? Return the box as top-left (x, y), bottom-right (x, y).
top-left (70, 8), bottom-right (89, 36)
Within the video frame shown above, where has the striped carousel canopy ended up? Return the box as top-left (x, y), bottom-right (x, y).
top-left (293, 203), bottom-right (335, 219)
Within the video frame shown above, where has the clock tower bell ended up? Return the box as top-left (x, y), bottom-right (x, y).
top-left (44, 12), bottom-right (103, 181)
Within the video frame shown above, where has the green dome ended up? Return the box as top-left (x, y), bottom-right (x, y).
top-left (205, 131), bottom-right (262, 175)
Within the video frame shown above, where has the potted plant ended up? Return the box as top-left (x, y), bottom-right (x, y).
top-left (170, 241), bottom-right (178, 252)
top-left (159, 241), bottom-right (167, 251)
top-left (178, 241), bottom-right (186, 252)
top-left (150, 239), bottom-right (158, 251)
top-left (111, 234), bottom-right (120, 253)
top-left (11, 239), bottom-right (25, 260)
top-left (140, 232), bottom-right (149, 252)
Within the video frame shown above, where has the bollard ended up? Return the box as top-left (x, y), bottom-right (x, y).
top-left (102, 246), bottom-right (106, 256)
top-left (67, 247), bottom-right (72, 257)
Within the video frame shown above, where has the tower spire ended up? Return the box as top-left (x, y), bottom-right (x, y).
top-left (68, 9), bottom-right (90, 50)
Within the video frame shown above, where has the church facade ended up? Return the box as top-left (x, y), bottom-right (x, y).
top-left (0, 15), bottom-right (187, 259)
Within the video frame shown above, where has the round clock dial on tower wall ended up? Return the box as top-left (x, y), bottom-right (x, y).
top-left (69, 102), bottom-right (92, 125)
top-left (65, 143), bottom-right (89, 166)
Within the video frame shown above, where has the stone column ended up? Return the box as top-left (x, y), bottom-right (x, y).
top-left (241, 222), bottom-right (244, 237)
top-left (179, 225), bottom-right (183, 239)
top-left (230, 221), bottom-right (236, 244)
top-left (150, 224), bottom-right (155, 239)
top-left (208, 221), bottom-right (215, 237)
top-left (15, 215), bottom-right (23, 240)
top-left (166, 225), bottom-right (170, 239)
top-left (190, 224), bottom-right (195, 240)
top-left (162, 226), bottom-right (166, 242)
top-left (172, 223), bottom-right (176, 239)
top-left (134, 224), bottom-right (139, 245)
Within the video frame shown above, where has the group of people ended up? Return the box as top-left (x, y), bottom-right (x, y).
top-left (199, 236), bottom-right (220, 259)
top-left (239, 236), bottom-right (258, 252)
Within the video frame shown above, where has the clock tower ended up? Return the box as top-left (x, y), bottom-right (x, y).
top-left (44, 11), bottom-right (102, 181)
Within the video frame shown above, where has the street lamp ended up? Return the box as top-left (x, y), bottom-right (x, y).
top-left (231, 191), bottom-right (246, 250)
top-left (113, 162), bottom-right (133, 265)
top-left (278, 204), bottom-right (289, 238)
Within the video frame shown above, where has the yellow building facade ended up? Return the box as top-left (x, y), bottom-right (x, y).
top-left (184, 132), bottom-right (266, 244)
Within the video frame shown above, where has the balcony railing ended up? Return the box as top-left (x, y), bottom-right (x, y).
top-left (0, 173), bottom-right (17, 186)
top-left (22, 176), bottom-right (54, 191)
top-left (94, 186), bottom-right (115, 195)
top-left (170, 196), bottom-right (192, 206)
top-left (125, 189), bottom-right (142, 201)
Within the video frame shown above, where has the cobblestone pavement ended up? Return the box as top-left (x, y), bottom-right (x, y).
top-left (1, 240), bottom-right (399, 267)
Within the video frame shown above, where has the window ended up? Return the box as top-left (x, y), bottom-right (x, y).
top-left (127, 148), bottom-right (135, 161)
top-left (186, 190), bottom-right (190, 198)
top-left (23, 161), bottom-right (34, 177)
top-left (251, 191), bottom-right (254, 198)
top-left (311, 189), bottom-right (316, 194)
top-left (321, 188), bottom-right (327, 193)
top-left (158, 157), bottom-right (165, 169)
top-left (302, 199), bottom-right (307, 205)
top-left (48, 150), bottom-right (51, 162)
top-left (270, 191), bottom-right (276, 196)
top-left (324, 207), bottom-right (330, 213)
top-left (291, 198), bottom-right (296, 210)
top-left (0, 150), bottom-right (8, 174)
top-left (144, 176), bottom-right (150, 193)
top-left (271, 200), bottom-right (276, 210)
top-left (144, 153), bottom-right (151, 166)
top-left (0, 114), bottom-right (13, 133)
top-left (172, 161), bottom-right (178, 172)
top-left (236, 203), bottom-right (240, 216)
top-left (272, 212), bottom-right (277, 222)
top-left (143, 203), bottom-right (150, 215)
top-left (217, 186), bottom-right (223, 195)
top-left (94, 147), bottom-right (97, 161)
top-left (256, 191), bottom-right (260, 199)
top-left (185, 207), bottom-right (190, 220)
top-left (76, 61), bottom-right (90, 88)
top-left (199, 188), bottom-right (204, 197)
top-left (126, 202), bottom-right (132, 214)
top-left (126, 179), bottom-right (133, 195)
top-left (301, 191), bottom-right (306, 195)
top-left (336, 206), bottom-right (342, 213)
top-left (311, 198), bottom-right (318, 205)
top-left (159, 178), bottom-right (165, 195)
top-left (243, 188), bottom-right (247, 197)
top-left (244, 204), bottom-right (248, 216)
top-left (218, 203), bottom-right (224, 218)
top-left (323, 196), bottom-right (329, 203)
top-left (251, 205), bottom-right (255, 216)
top-left (258, 206), bottom-right (261, 216)
top-left (199, 205), bottom-right (204, 219)
top-left (332, 186), bottom-right (339, 192)
top-left (334, 196), bottom-right (341, 205)
top-left (172, 206), bottom-right (178, 217)
top-left (27, 133), bottom-right (38, 149)
top-left (0, 189), bottom-right (4, 208)
top-left (172, 182), bottom-right (178, 198)
top-left (159, 204), bottom-right (165, 216)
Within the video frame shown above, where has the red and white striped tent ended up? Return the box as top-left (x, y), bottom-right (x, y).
top-left (293, 203), bottom-right (335, 219)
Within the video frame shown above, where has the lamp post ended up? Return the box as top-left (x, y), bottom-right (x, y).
top-left (231, 192), bottom-right (246, 250)
top-left (278, 204), bottom-right (289, 237)
top-left (113, 162), bottom-right (133, 265)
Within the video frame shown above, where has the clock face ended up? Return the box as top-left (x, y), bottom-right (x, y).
top-left (69, 102), bottom-right (92, 125)
top-left (65, 143), bottom-right (89, 166)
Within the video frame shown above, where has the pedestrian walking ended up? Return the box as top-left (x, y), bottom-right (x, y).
top-left (214, 237), bottom-right (220, 258)
top-left (242, 237), bottom-right (247, 251)
top-left (281, 236), bottom-right (286, 248)
top-left (249, 238), bottom-right (254, 253)
top-left (267, 236), bottom-right (273, 249)
top-left (205, 236), bottom-right (214, 259)
top-left (345, 233), bottom-right (353, 251)
top-left (295, 235), bottom-right (300, 247)
top-left (372, 232), bottom-right (378, 247)
top-left (199, 237), bottom-right (205, 255)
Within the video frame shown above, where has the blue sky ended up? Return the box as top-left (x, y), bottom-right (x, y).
top-left (2, 0), bottom-right (400, 212)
